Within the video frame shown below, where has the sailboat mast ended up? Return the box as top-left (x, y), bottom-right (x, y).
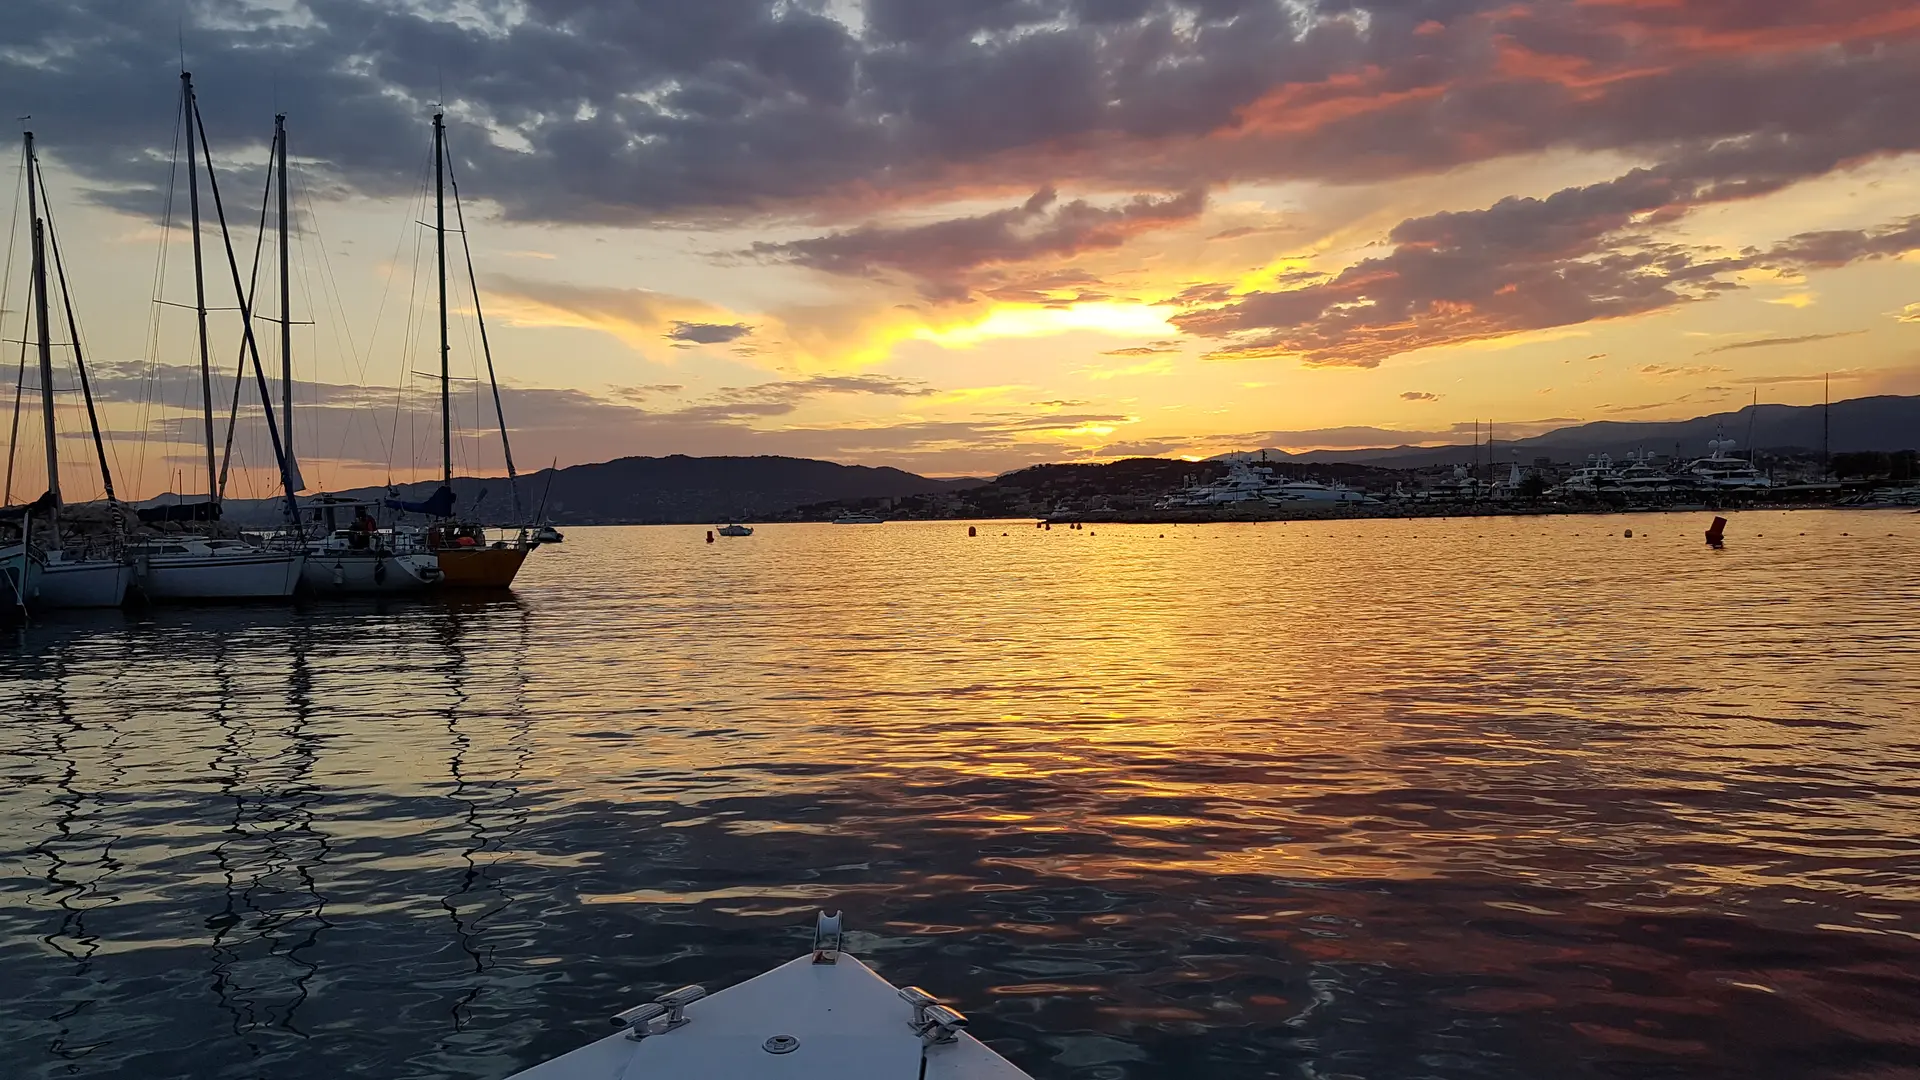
top-left (25, 133), bottom-right (59, 536)
top-left (33, 148), bottom-right (119, 512)
top-left (182, 73), bottom-right (218, 509)
top-left (433, 111), bottom-right (451, 491)
top-left (277, 113), bottom-right (292, 479)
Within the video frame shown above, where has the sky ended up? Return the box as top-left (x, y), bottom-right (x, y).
top-left (2, 0), bottom-right (1918, 502)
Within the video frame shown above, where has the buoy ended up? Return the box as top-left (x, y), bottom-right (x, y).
top-left (1705, 516), bottom-right (1727, 547)
top-left (706, 530), bottom-right (714, 543)
top-left (1045, 522), bottom-right (1051, 530)
top-left (968, 526), bottom-right (977, 537)
top-left (1624, 529), bottom-right (1632, 538)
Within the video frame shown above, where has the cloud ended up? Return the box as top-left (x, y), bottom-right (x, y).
top-left (1696, 330), bottom-right (1867, 355)
top-left (8, 0), bottom-right (1920, 234)
top-left (665, 321), bottom-right (754, 346)
top-left (751, 186), bottom-right (1205, 300)
top-left (1640, 364), bottom-right (1729, 378)
top-left (1101, 345), bottom-right (1181, 357)
top-left (1900, 303), bottom-right (1920, 324)
top-left (1170, 170), bottom-right (1920, 368)
top-left (1400, 391), bottom-right (1441, 402)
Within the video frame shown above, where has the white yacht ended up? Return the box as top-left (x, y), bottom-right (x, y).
top-left (1614, 450), bottom-right (1678, 496)
top-left (1682, 436), bottom-right (1771, 490)
top-left (533, 524), bottom-right (565, 543)
top-left (1423, 464), bottom-right (1485, 501)
top-left (132, 538), bottom-right (305, 600)
top-left (1265, 478), bottom-right (1375, 504)
top-left (717, 523), bottom-right (753, 536)
top-left (509, 913), bottom-right (1033, 1080)
top-left (831, 512), bottom-right (886, 524)
top-left (1560, 454), bottom-right (1622, 496)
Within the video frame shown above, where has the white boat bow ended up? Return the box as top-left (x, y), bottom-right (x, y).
top-left (509, 912), bottom-right (1033, 1080)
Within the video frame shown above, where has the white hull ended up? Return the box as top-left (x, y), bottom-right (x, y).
top-left (301, 552), bottom-right (440, 595)
top-left (137, 551), bottom-right (306, 600)
top-left (37, 558), bottom-right (133, 608)
top-left (512, 950), bottom-right (1031, 1080)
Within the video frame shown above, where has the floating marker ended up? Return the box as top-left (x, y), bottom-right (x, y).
top-left (968, 526), bottom-right (977, 537)
top-left (1624, 529), bottom-right (1632, 538)
top-left (1705, 516), bottom-right (1726, 547)
top-left (706, 530), bottom-right (715, 544)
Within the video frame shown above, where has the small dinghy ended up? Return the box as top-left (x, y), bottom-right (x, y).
top-left (509, 912), bottom-right (1034, 1080)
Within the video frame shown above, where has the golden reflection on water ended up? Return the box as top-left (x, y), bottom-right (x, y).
top-left (1, 510), bottom-right (1917, 1079)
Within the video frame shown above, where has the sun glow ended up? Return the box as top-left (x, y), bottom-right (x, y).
top-left (913, 302), bottom-right (1178, 348)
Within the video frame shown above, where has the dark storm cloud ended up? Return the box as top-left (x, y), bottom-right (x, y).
top-left (665, 321), bottom-right (754, 345)
top-left (5, 0), bottom-right (1918, 229)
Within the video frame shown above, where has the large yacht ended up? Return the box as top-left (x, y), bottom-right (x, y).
top-left (1560, 454), bottom-right (1623, 496)
top-left (1614, 450), bottom-right (1679, 495)
top-left (1682, 435), bottom-right (1771, 490)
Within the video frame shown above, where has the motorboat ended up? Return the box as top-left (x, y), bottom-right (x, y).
top-left (132, 537), bottom-right (305, 600)
top-left (533, 524), bottom-right (565, 543)
top-left (831, 513), bottom-right (886, 524)
top-left (507, 912), bottom-right (1033, 1080)
top-left (716, 523), bottom-right (753, 536)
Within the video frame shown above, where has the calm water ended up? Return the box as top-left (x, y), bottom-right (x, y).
top-left (3, 512), bottom-right (1918, 1079)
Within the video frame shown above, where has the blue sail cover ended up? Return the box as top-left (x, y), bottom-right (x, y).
top-left (385, 485), bottom-right (456, 517)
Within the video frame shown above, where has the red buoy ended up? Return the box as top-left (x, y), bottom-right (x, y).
top-left (1704, 516), bottom-right (1726, 547)
top-left (968, 526), bottom-right (977, 537)
top-left (706, 530), bottom-right (715, 543)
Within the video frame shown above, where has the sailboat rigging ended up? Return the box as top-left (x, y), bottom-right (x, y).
top-left (0, 130), bottom-right (133, 607)
top-left (128, 72), bottom-right (305, 600)
top-left (387, 110), bottom-right (533, 589)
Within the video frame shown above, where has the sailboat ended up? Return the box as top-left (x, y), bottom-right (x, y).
top-left (130, 72), bottom-right (304, 601)
top-left (390, 111), bottom-right (534, 589)
top-left (4, 131), bottom-right (133, 607)
top-left (239, 114), bottom-right (441, 596)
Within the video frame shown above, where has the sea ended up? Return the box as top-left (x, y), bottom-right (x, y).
top-left (2, 511), bottom-right (1918, 1080)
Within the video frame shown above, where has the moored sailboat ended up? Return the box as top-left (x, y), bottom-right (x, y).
top-left (5, 131), bottom-right (134, 607)
top-left (129, 73), bottom-right (305, 600)
top-left (388, 110), bottom-right (534, 589)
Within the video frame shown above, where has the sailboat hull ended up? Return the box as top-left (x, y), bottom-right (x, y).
top-left (435, 546), bottom-right (529, 589)
top-left (37, 558), bottom-right (133, 608)
top-left (301, 551), bottom-right (441, 595)
top-left (2, 544), bottom-right (44, 612)
top-left (137, 551), bottom-right (306, 600)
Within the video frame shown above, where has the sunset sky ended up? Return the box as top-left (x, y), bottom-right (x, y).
top-left (3, 0), bottom-right (1919, 501)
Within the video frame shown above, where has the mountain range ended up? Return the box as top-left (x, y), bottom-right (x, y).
top-left (1217, 395), bottom-right (1918, 469)
top-left (176, 394), bottom-right (1916, 525)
